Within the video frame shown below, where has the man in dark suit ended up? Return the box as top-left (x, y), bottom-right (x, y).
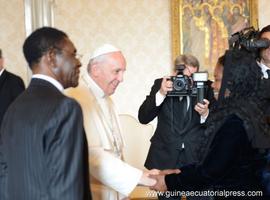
top-left (257, 25), bottom-right (270, 80)
top-left (0, 27), bottom-right (91, 200)
top-left (257, 24), bottom-right (270, 195)
top-left (257, 25), bottom-right (270, 117)
top-left (0, 49), bottom-right (25, 126)
top-left (138, 54), bottom-right (214, 199)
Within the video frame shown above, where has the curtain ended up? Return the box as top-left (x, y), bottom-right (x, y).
top-left (24, 0), bottom-right (55, 80)
top-left (24, 0), bottom-right (55, 36)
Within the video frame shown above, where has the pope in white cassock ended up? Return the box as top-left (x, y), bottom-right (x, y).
top-left (66, 44), bottom-right (157, 200)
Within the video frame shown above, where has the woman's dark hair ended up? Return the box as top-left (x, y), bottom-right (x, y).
top-left (0, 49), bottom-right (2, 58)
top-left (218, 50), bottom-right (261, 102)
top-left (213, 49), bottom-right (269, 147)
top-left (23, 27), bottom-right (67, 69)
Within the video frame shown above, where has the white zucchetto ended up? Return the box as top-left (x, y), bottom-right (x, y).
top-left (90, 44), bottom-right (120, 60)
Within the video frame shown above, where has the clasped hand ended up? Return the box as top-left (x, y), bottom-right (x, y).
top-left (140, 168), bottom-right (181, 192)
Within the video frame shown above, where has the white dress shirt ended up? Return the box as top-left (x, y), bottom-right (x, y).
top-left (258, 61), bottom-right (270, 79)
top-left (0, 68), bottom-right (4, 77)
top-left (32, 74), bottom-right (64, 92)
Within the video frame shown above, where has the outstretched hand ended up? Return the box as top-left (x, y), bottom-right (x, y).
top-left (139, 168), bottom-right (161, 186)
top-left (149, 169), bottom-right (181, 192)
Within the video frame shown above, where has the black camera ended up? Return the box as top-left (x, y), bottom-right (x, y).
top-left (170, 75), bottom-right (192, 95)
top-left (167, 64), bottom-right (208, 103)
top-left (229, 27), bottom-right (270, 51)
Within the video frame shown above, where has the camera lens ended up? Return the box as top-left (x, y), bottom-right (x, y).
top-left (173, 78), bottom-right (185, 91)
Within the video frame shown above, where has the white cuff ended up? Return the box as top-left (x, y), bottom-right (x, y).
top-left (155, 91), bottom-right (166, 106)
top-left (200, 110), bottom-right (209, 124)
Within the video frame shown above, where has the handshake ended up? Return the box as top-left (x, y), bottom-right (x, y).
top-left (139, 168), bottom-right (181, 192)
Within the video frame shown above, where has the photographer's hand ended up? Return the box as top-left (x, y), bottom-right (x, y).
top-left (194, 99), bottom-right (209, 117)
top-left (159, 76), bottom-right (173, 96)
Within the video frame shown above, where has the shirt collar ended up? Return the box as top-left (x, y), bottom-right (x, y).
top-left (32, 74), bottom-right (64, 92)
top-left (0, 68), bottom-right (5, 77)
top-left (82, 72), bottom-right (105, 99)
top-left (258, 61), bottom-right (270, 78)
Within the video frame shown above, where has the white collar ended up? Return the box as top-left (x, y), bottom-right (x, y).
top-left (81, 72), bottom-right (105, 99)
top-left (258, 61), bottom-right (270, 72)
top-left (0, 68), bottom-right (5, 77)
top-left (32, 74), bottom-right (64, 92)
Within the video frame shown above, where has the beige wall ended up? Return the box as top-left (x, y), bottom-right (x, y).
top-left (0, 0), bottom-right (28, 84)
top-left (1, 0), bottom-right (270, 119)
top-left (259, 0), bottom-right (270, 29)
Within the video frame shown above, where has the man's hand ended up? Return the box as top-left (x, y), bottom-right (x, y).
top-left (194, 99), bottom-right (209, 117)
top-left (159, 76), bottom-right (173, 96)
top-left (149, 169), bottom-right (181, 191)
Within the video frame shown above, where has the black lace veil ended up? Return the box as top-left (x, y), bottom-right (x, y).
top-left (205, 48), bottom-right (270, 150)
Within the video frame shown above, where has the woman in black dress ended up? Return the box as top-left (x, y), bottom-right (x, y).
top-left (151, 49), bottom-right (270, 199)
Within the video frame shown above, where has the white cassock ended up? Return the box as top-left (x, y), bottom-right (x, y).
top-left (65, 72), bottom-right (142, 200)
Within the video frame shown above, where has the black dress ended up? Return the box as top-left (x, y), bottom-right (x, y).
top-left (165, 114), bottom-right (267, 199)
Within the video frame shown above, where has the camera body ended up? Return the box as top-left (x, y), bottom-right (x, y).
top-left (167, 64), bottom-right (208, 103)
top-left (168, 74), bottom-right (196, 96)
top-left (229, 27), bottom-right (270, 51)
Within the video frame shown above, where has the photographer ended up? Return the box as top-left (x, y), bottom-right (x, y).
top-left (138, 54), bottom-right (215, 199)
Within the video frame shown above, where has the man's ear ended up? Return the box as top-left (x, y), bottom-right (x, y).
top-left (43, 49), bottom-right (61, 78)
top-left (90, 63), bottom-right (100, 77)
top-left (46, 49), bottom-right (58, 70)
top-left (0, 57), bottom-right (4, 69)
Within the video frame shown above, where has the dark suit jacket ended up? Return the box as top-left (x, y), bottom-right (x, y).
top-left (165, 115), bottom-right (265, 194)
top-left (0, 70), bottom-right (25, 126)
top-left (0, 78), bottom-right (91, 200)
top-left (261, 79), bottom-right (270, 122)
top-left (138, 78), bottom-right (215, 170)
